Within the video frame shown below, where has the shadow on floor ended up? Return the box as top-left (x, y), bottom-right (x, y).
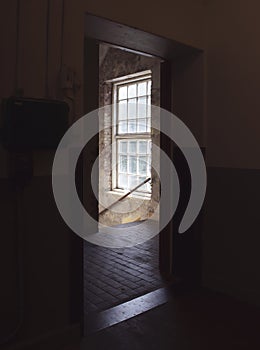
top-left (82, 287), bottom-right (260, 350)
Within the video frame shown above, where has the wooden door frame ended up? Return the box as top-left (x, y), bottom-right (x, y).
top-left (72, 12), bottom-right (205, 333)
top-left (83, 11), bottom-right (204, 274)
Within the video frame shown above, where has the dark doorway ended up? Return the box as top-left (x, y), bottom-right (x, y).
top-left (83, 42), bottom-right (168, 329)
top-left (74, 13), bottom-right (205, 337)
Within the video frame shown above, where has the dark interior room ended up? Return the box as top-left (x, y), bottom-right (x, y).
top-left (0, 1), bottom-right (260, 349)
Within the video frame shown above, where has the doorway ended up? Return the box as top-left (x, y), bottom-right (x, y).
top-left (75, 12), bottom-right (205, 336)
top-left (84, 42), bottom-right (167, 318)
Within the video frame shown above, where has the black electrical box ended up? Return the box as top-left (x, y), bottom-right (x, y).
top-left (1, 97), bottom-right (69, 151)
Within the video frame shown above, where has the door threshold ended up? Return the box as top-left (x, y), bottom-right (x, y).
top-left (84, 286), bottom-right (173, 335)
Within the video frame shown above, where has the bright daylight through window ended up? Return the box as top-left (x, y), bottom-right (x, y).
top-left (112, 71), bottom-right (152, 195)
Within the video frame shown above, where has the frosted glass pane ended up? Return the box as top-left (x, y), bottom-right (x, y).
top-left (128, 121), bottom-right (136, 133)
top-left (118, 121), bottom-right (127, 133)
top-left (129, 175), bottom-right (138, 189)
top-left (119, 141), bottom-right (127, 153)
top-left (147, 97), bottom-right (151, 118)
top-left (128, 84), bottom-right (137, 98)
top-left (139, 157), bottom-right (147, 175)
top-left (128, 99), bottom-right (136, 118)
top-left (148, 140), bottom-right (152, 154)
top-left (138, 82), bottom-right (146, 96)
top-left (147, 80), bottom-right (152, 95)
top-left (129, 141), bottom-right (137, 153)
top-left (147, 118), bottom-right (151, 132)
top-left (119, 155), bottom-right (127, 172)
top-left (137, 119), bottom-right (146, 132)
top-left (139, 141), bottom-right (147, 153)
top-left (137, 97), bottom-right (147, 118)
top-left (147, 165), bottom-right (151, 177)
top-left (118, 101), bottom-right (127, 120)
top-left (118, 86), bottom-right (127, 100)
top-left (129, 156), bottom-right (137, 174)
top-left (138, 176), bottom-right (147, 191)
top-left (147, 180), bottom-right (151, 192)
top-left (118, 174), bottom-right (127, 189)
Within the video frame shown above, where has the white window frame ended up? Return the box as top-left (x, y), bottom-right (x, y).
top-left (111, 71), bottom-right (152, 198)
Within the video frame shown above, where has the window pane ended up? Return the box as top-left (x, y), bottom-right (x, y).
top-left (128, 84), bottom-right (137, 98)
top-left (129, 156), bottom-right (137, 174)
top-left (146, 117), bottom-right (151, 132)
top-left (129, 175), bottom-right (138, 189)
top-left (146, 180), bottom-right (152, 192)
top-left (128, 121), bottom-right (136, 133)
top-left (118, 174), bottom-right (127, 189)
top-left (147, 80), bottom-right (152, 95)
top-left (148, 140), bottom-right (152, 154)
top-left (119, 141), bottom-right (127, 153)
top-left (138, 82), bottom-right (147, 96)
top-left (139, 140), bottom-right (147, 153)
top-left (138, 157), bottom-right (147, 175)
top-left (129, 141), bottom-right (137, 153)
top-left (137, 119), bottom-right (146, 132)
top-left (128, 99), bottom-right (136, 119)
top-left (147, 163), bottom-right (151, 177)
top-left (137, 97), bottom-right (147, 118)
top-left (118, 101), bottom-right (127, 120)
top-left (147, 96), bottom-right (151, 117)
top-left (118, 86), bottom-right (127, 100)
top-left (118, 121), bottom-right (127, 133)
top-left (138, 176), bottom-right (147, 191)
top-left (119, 155), bottom-right (127, 172)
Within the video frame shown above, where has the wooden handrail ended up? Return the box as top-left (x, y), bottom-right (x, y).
top-left (99, 177), bottom-right (151, 216)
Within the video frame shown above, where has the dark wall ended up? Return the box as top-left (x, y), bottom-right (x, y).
top-left (0, 0), bottom-right (75, 346)
top-left (203, 0), bottom-right (260, 305)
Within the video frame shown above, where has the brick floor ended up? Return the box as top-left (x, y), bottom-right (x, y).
top-left (84, 232), bottom-right (167, 315)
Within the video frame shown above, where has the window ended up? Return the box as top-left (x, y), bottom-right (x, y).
top-left (112, 71), bottom-right (152, 194)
